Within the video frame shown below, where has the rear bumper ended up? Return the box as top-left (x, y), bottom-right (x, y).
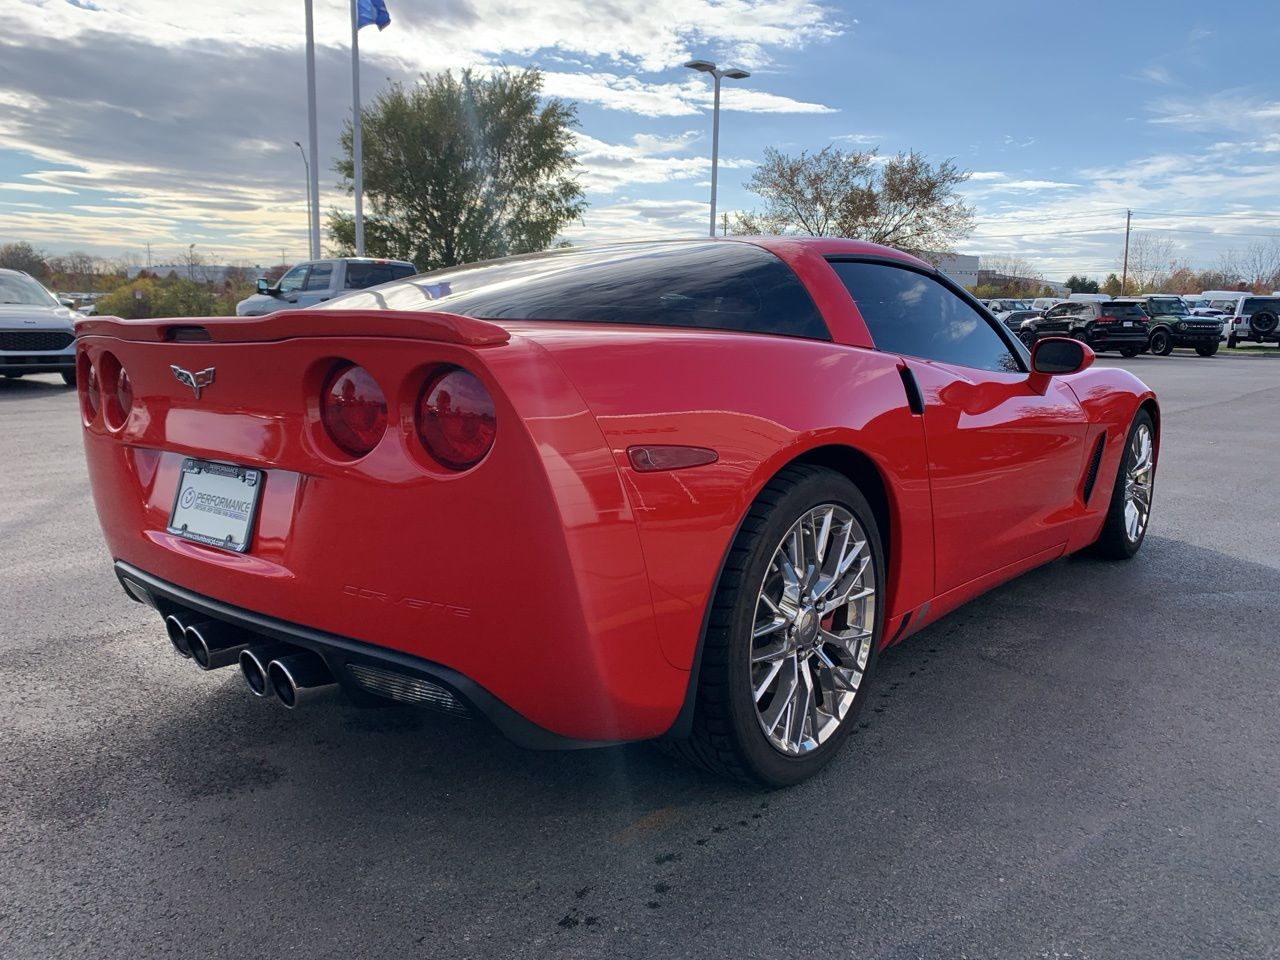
top-left (116, 561), bottom-right (619, 750)
top-left (1086, 331), bottom-right (1149, 348)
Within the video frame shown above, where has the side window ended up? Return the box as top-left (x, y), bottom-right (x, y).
top-left (829, 260), bottom-right (1021, 373)
top-left (1045, 304), bottom-right (1069, 319)
top-left (302, 262), bottom-right (334, 291)
top-left (345, 262), bottom-right (416, 289)
top-left (277, 264), bottom-right (309, 294)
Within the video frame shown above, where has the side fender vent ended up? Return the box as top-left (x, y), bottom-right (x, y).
top-left (1082, 432), bottom-right (1106, 504)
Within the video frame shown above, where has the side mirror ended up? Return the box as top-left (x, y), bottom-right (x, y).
top-left (58, 297), bottom-right (76, 308)
top-left (1031, 336), bottom-right (1094, 379)
top-left (255, 278), bottom-right (274, 295)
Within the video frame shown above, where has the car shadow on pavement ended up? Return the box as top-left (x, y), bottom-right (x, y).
top-left (7, 532), bottom-right (1280, 956)
top-left (0, 375), bottom-right (73, 400)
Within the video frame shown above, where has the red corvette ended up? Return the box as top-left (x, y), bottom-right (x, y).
top-left (77, 238), bottom-right (1158, 785)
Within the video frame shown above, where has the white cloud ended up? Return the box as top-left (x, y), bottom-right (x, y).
top-left (998, 179), bottom-right (1080, 192)
top-left (543, 71), bottom-right (835, 117)
top-left (573, 131), bottom-right (752, 193)
top-left (1149, 92), bottom-right (1280, 133)
top-left (22, 0), bottom-right (843, 73)
top-left (0, 182), bottom-right (76, 195)
top-left (561, 199), bottom-right (708, 244)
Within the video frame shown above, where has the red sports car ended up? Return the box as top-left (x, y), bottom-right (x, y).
top-left (77, 238), bottom-right (1158, 786)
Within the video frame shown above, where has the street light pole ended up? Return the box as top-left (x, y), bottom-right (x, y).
top-left (684, 60), bottom-right (750, 238)
top-left (294, 141), bottom-right (313, 259)
top-left (303, 0), bottom-right (321, 260)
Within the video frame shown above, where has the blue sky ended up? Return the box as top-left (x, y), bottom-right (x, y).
top-left (1, 0), bottom-right (1277, 280)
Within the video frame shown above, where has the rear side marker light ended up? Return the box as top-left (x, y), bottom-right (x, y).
top-left (416, 367), bottom-right (497, 470)
top-left (628, 445), bottom-right (719, 472)
top-left (320, 364), bottom-right (388, 458)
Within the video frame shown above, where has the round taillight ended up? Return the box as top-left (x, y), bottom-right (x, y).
top-left (114, 367), bottom-right (133, 421)
top-left (80, 353), bottom-right (99, 419)
top-left (320, 364), bottom-right (387, 458)
top-left (416, 367), bottom-right (497, 470)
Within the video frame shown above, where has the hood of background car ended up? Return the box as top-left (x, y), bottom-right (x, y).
top-left (0, 303), bottom-right (77, 330)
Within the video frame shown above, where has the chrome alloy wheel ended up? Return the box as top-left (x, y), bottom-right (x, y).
top-left (1124, 423), bottom-right (1155, 542)
top-left (750, 504), bottom-right (876, 756)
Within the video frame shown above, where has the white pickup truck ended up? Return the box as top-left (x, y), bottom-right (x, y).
top-left (236, 257), bottom-right (417, 317)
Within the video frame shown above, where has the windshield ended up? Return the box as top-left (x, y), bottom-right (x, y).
top-left (0, 273), bottom-right (59, 307)
top-left (1147, 297), bottom-right (1188, 316)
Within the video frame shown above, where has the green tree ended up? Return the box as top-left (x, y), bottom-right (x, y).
top-left (328, 68), bottom-right (586, 270)
top-left (731, 146), bottom-right (974, 257)
top-left (1101, 273), bottom-right (1123, 297)
top-left (1065, 274), bottom-right (1100, 294)
top-left (0, 241), bottom-right (48, 279)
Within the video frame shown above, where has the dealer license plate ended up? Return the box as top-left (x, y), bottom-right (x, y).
top-left (1123, 321), bottom-right (1133, 327)
top-left (167, 458), bottom-right (263, 553)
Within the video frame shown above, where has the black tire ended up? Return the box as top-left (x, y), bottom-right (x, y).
top-left (1196, 343), bottom-right (1218, 357)
top-left (671, 465), bottom-right (885, 787)
top-left (1019, 330), bottom-right (1036, 348)
top-left (60, 370), bottom-right (76, 387)
top-left (1227, 333), bottom-right (1238, 348)
top-left (1149, 328), bottom-right (1173, 356)
top-left (1119, 347), bottom-right (1139, 358)
top-left (1091, 410), bottom-right (1156, 560)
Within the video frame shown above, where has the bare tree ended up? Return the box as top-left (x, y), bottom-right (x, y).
top-left (732, 146), bottom-right (974, 256)
top-left (1238, 239), bottom-right (1280, 292)
top-left (1122, 232), bottom-right (1177, 292)
top-left (981, 254), bottom-right (1042, 283)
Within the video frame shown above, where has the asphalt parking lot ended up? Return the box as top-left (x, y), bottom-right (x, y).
top-left (3, 348), bottom-right (1279, 960)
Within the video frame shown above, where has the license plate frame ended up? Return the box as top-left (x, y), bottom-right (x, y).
top-left (167, 458), bottom-right (263, 554)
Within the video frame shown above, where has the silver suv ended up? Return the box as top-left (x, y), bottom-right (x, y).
top-left (1223, 296), bottom-right (1280, 349)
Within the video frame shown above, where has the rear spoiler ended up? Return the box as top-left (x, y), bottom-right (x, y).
top-left (75, 309), bottom-right (511, 347)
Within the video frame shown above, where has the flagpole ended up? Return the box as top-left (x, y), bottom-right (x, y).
top-left (350, 0), bottom-right (365, 256)
top-left (304, 0), bottom-right (321, 260)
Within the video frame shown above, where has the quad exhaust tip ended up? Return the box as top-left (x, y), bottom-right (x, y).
top-left (266, 651), bottom-right (338, 709)
top-left (165, 614), bottom-right (192, 658)
top-left (186, 619), bottom-right (254, 671)
top-left (238, 643), bottom-right (294, 698)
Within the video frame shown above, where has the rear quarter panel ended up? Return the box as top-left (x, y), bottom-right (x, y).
top-left (518, 324), bottom-right (935, 670)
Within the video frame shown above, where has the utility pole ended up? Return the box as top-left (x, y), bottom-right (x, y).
top-left (1121, 209), bottom-right (1132, 295)
top-left (145, 242), bottom-right (152, 271)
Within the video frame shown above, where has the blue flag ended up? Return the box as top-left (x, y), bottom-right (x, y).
top-left (356, 0), bottom-right (390, 31)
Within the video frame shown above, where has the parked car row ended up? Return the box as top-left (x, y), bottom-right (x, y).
top-left (981, 290), bottom-right (1280, 357)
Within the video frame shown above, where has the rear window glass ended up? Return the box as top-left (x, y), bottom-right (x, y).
top-left (344, 262), bottom-right (417, 289)
top-left (1145, 298), bottom-right (1187, 315)
top-left (1101, 303), bottom-right (1148, 320)
top-left (327, 242), bottom-right (830, 340)
top-left (1243, 298), bottom-right (1280, 313)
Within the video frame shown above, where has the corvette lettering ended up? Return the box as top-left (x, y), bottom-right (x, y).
top-left (342, 585), bottom-right (472, 619)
